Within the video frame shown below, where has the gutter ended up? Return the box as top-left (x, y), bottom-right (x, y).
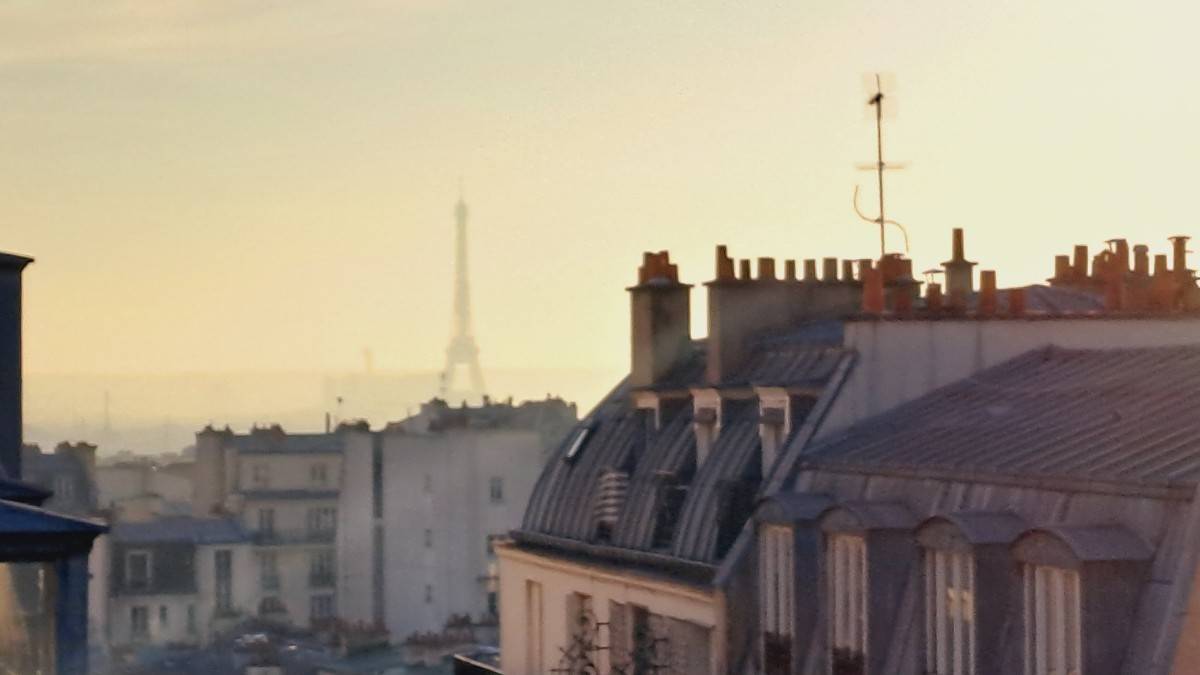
top-left (509, 529), bottom-right (717, 585)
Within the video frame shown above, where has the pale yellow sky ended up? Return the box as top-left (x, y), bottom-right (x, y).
top-left (3, 0), bottom-right (1198, 378)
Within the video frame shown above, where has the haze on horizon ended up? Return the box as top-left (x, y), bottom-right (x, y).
top-left (4, 0), bottom-right (1199, 433)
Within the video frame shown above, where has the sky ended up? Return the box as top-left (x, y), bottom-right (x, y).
top-left (3, 0), bottom-right (1199, 385)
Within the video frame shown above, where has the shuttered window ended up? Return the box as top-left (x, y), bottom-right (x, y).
top-left (924, 548), bottom-right (976, 675)
top-left (1023, 565), bottom-right (1082, 675)
top-left (760, 525), bottom-right (794, 675)
top-left (827, 533), bottom-right (867, 675)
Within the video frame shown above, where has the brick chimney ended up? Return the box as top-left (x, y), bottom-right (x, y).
top-left (1171, 236), bottom-right (1192, 282)
top-left (942, 228), bottom-right (976, 305)
top-left (0, 253), bottom-right (32, 480)
top-left (629, 251), bottom-right (692, 388)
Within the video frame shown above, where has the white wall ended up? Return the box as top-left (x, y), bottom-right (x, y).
top-left (337, 426), bottom-right (548, 642)
top-left (497, 545), bottom-right (717, 675)
top-left (337, 430), bottom-right (375, 625)
top-left (237, 453), bottom-right (340, 492)
top-left (820, 317), bottom-right (1200, 438)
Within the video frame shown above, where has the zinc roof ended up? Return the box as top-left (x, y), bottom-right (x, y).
top-left (803, 345), bottom-right (1200, 489)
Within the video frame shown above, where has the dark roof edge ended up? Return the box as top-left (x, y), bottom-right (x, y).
top-left (510, 530), bottom-right (717, 585)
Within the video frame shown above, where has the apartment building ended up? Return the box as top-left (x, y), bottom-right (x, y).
top-left (499, 231), bottom-right (1200, 675)
top-left (339, 397), bottom-right (575, 645)
top-left (103, 517), bottom-right (256, 650)
top-left (193, 425), bottom-right (341, 629)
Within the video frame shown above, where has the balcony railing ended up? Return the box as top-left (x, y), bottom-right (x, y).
top-left (253, 529), bottom-right (336, 546)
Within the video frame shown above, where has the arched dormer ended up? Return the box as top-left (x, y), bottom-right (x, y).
top-left (915, 512), bottom-right (1027, 675)
top-left (1011, 525), bottom-right (1152, 675)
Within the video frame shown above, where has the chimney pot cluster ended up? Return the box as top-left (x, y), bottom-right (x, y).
top-left (637, 250), bottom-right (680, 285)
top-left (1049, 236), bottom-right (1199, 312)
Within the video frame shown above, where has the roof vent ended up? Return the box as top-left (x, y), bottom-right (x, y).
top-left (593, 469), bottom-right (629, 542)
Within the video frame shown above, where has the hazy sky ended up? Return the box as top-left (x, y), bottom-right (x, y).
top-left (3, 0), bottom-right (1198, 378)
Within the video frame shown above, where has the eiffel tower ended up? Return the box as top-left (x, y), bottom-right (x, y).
top-left (440, 190), bottom-right (487, 400)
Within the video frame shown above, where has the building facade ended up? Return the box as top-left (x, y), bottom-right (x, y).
top-left (339, 397), bottom-right (576, 645)
top-left (104, 517), bottom-right (256, 651)
top-left (192, 426), bottom-right (342, 629)
top-left (500, 232), bottom-right (1200, 675)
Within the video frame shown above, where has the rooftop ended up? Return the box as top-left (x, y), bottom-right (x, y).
top-left (802, 344), bottom-right (1200, 490)
top-left (110, 516), bottom-right (250, 545)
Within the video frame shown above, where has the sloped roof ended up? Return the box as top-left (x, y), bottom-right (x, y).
top-left (518, 338), bottom-right (852, 568)
top-left (803, 345), bottom-right (1200, 489)
top-left (111, 516), bottom-right (250, 545)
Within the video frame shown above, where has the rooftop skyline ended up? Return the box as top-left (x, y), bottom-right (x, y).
top-left (4, 0), bottom-right (1198, 382)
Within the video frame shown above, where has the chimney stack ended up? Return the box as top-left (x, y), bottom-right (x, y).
top-left (1171, 236), bottom-right (1191, 281)
top-left (1008, 287), bottom-right (1026, 317)
top-left (629, 251), bottom-right (692, 387)
top-left (1108, 239), bottom-right (1130, 274)
top-left (803, 259), bottom-right (817, 281)
top-left (757, 258), bottom-right (776, 281)
top-left (942, 228), bottom-right (977, 301)
top-left (1073, 245), bottom-right (1089, 281)
top-left (925, 282), bottom-right (943, 312)
top-left (784, 260), bottom-right (797, 281)
top-left (822, 258), bottom-right (839, 282)
top-left (738, 259), bottom-right (752, 280)
top-left (1134, 245), bottom-right (1150, 277)
top-left (1155, 254), bottom-right (1169, 277)
top-left (978, 270), bottom-right (997, 316)
top-left (1053, 255), bottom-right (1071, 281)
top-left (861, 268), bottom-right (884, 314)
top-left (841, 260), bottom-right (855, 282)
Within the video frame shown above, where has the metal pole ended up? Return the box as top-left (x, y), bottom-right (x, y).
top-left (875, 81), bottom-right (885, 257)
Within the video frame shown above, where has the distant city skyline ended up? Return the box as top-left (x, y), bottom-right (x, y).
top-left (4, 0), bottom-right (1198, 381)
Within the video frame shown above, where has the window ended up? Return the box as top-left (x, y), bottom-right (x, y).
top-left (252, 463), bottom-right (269, 487)
top-left (760, 525), bottom-right (794, 675)
top-left (257, 508), bottom-right (275, 536)
top-left (215, 549), bottom-right (233, 614)
top-left (424, 584), bottom-right (433, 604)
top-left (566, 592), bottom-right (593, 640)
top-left (260, 596), bottom-right (287, 615)
top-left (187, 604), bottom-right (197, 634)
top-left (424, 528), bottom-right (433, 548)
top-left (306, 507), bottom-right (336, 537)
top-left (126, 551), bottom-right (151, 591)
top-left (925, 549), bottom-right (976, 675)
top-left (310, 463), bottom-right (328, 487)
top-left (827, 533), bottom-right (867, 675)
top-left (526, 580), bottom-right (544, 673)
top-left (131, 606), bottom-right (149, 639)
top-left (260, 551), bottom-right (280, 591)
top-left (53, 475), bottom-right (74, 502)
top-left (489, 477), bottom-right (504, 504)
top-left (310, 549), bottom-right (335, 588)
top-left (311, 594), bottom-right (335, 620)
top-left (1023, 564), bottom-right (1081, 675)
top-left (159, 605), bottom-right (168, 627)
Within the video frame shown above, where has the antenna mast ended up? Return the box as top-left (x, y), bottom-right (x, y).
top-left (854, 73), bottom-right (910, 257)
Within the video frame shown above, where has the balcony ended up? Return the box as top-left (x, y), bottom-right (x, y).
top-left (253, 529), bottom-right (335, 546)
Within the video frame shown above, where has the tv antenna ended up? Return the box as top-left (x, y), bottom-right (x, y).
top-left (854, 73), bottom-right (910, 257)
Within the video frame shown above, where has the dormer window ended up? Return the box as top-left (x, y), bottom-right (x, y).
top-left (1023, 564), bottom-right (1081, 675)
top-left (1011, 525), bottom-right (1151, 675)
top-left (826, 533), bottom-right (867, 675)
top-left (592, 469), bottom-right (629, 542)
top-left (916, 512), bottom-right (1025, 675)
top-left (760, 524), bottom-right (795, 675)
top-left (924, 548), bottom-right (976, 675)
